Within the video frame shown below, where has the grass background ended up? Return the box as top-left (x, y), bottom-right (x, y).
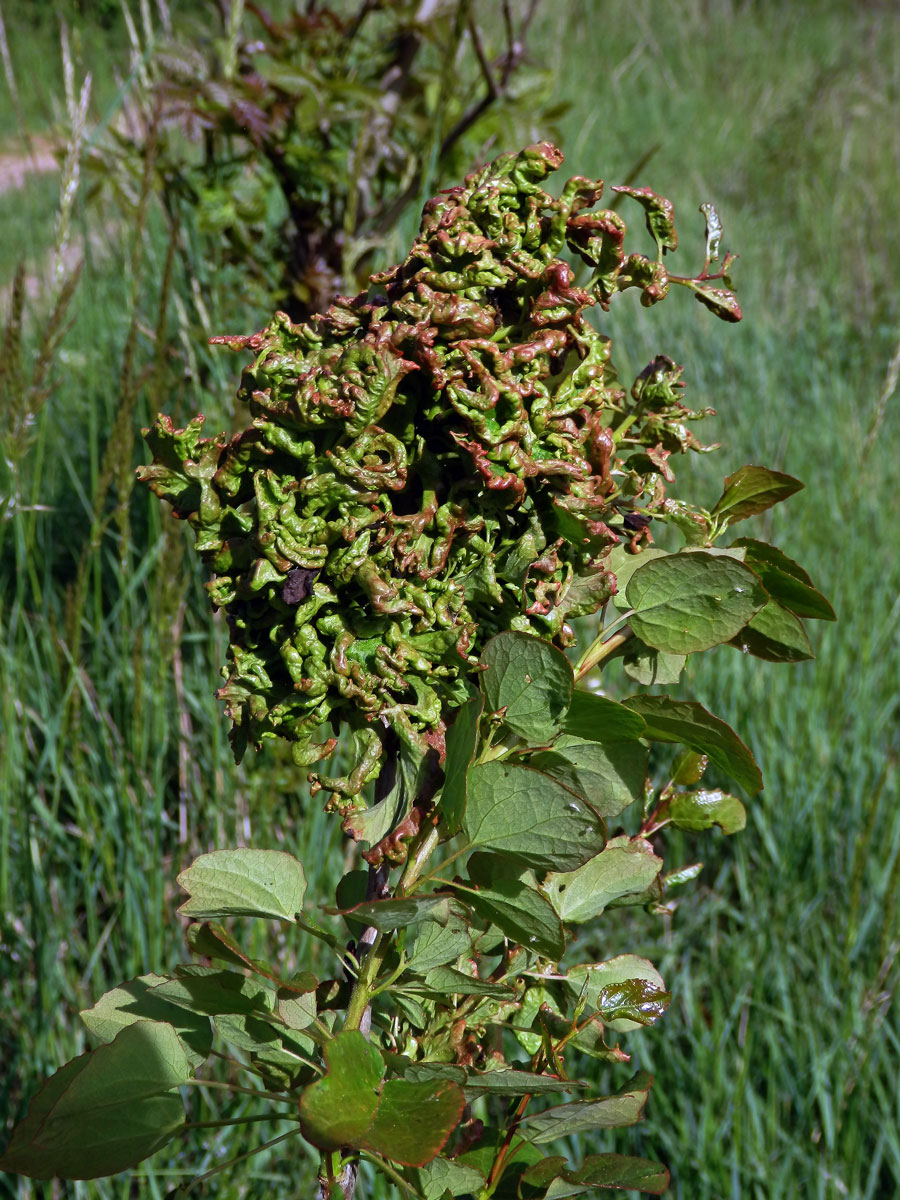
top-left (1, 0), bottom-right (899, 1197)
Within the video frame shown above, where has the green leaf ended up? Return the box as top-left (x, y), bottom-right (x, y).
top-left (544, 837), bottom-right (662, 923)
top-left (407, 913), bottom-right (474, 973)
top-left (711, 465), bottom-right (804, 524)
top-left (461, 853), bottom-right (565, 959)
top-left (339, 894), bottom-right (457, 931)
top-left (622, 641), bottom-right (687, 686)
top-left (520, 1153), bottom-right (670, 1197)
top-left (298, 1030), bottom-right (385, 1152)
top-left (213, 1011), bottom-right (282, 1054)
top-left (626, 552), bottom-right (766, 654)
top-left (608, 546), bottom-right (668, 611)
top-left (464, 761), bottom-right (606, 873)
top-left (277, 990), bottom-right (318, 1031)
top-left (565, 955), bottom-right (669, 1032)
top-left (561, 691), bottom-right (647, 742)
top-left (662, 788), bottom-right (746, 834)
top-left (519, 1071), bottom-right (653, 1143)
top-left (398, 1062), bottom-right (468, 1088)
top-left (186, 922), bottom-right (316, 993)
top-left (361, 1078), bottom-right (465, 1166)
top-left (176, 849), bottom-right (307, 922)
top-left (536, 736), bottom-right (648, 821)
top-left (154, 966), bottom-right (274, 1016)
top-left (731, 600), bottom-right (814, 662)
top-left (670, 749), bottom-right (708, 786)
top-left (403, 966), bottom-right (515, 999)
top-left (463, 1070), bottom-right (585, 1098)
top-left (80, 975), bottom-right (212, 1068)
top-left (0, 1023), bottom-right (188, 1180)
top-left (623, 695), bottom-right (763, 794)
top-left (440, 696), bottom-right (483, 834)
top-left (514, 985), bottom-right (560, 1055)
top-left (415, 1156), bottom-right (487, 1200)
top-left (731, 538), bottom-right (835, 620)
top-left (480, 632), bottom-right (573, 742)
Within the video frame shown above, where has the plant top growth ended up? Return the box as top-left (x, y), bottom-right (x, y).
top-left (1, 143), bottom-right (834, 1197)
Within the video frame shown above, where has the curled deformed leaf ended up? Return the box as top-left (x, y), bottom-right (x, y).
top-left (661, 788), bottom-right (747, 834)
top-left (613, 186), bottom-right (678, 255)
top-left (700, 201), bottom-right (724, 263)
top-left (140, 144), bottom-right (745, 801)
top-left (565, 954), bottom-right (669, 1032)
top-left (693, 285), bottom-right (743, 322)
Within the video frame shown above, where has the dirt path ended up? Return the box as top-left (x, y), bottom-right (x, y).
top-left (0, 143), bottom-right (57, 194)
top-left (0, 138), bottom-right (66, 305)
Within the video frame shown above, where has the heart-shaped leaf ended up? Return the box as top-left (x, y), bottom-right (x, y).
top-left (480, 632), bottom-right (573, 742)
top-left (0, 1023), bottom-right (188, 1180)
top-left (361, 1078), bottom-right (465, 1166)
top-left (544, 837), bottom-right (662, 923)
top-left (80, 975), bottom-right (212, 1068)
top-left (299, 1031), bottom-right (384, 1152)
top-left (299, 1032), bottom-right (464, 1167)
top-left (626, 552), bottom-right (766, 654)
top-left (177, 849), bottom-right (307, 922)
top-left (464, 761), bottom-right (606, 873)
